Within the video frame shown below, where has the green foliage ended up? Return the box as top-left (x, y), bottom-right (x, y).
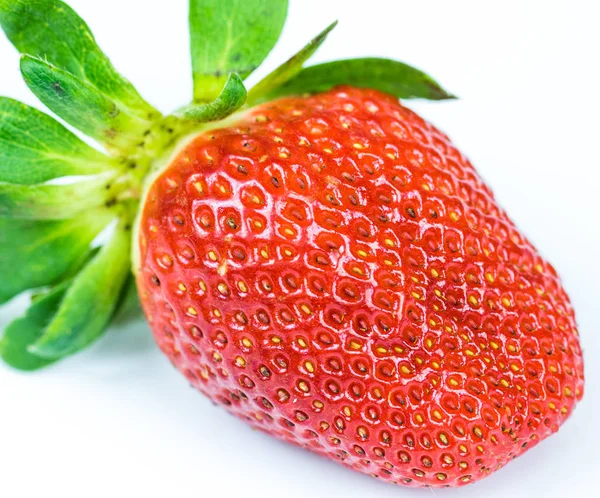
top-left (247, 21), bottom-right (337, 106)
top-left (0, 97), bottom-right (118, 185)
top-left (189, 0), bottom-right (288, 101)
top-left (249, 57), bottom-right (456, 104)
top-left (0, 0), bottom-right (160, 151)
top-left (176, 73), bottom-right (247, 123)
top-left (0, 210), bottom-right (114, 304)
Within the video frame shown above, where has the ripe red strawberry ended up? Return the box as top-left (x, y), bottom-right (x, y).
top-left (136, 87), bottom-right (584, 486)
top-left (0, 0), bottom-right (584, 489)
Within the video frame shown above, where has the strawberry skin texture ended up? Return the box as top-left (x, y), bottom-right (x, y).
top-left (136, 87), bottom-right (584, 487)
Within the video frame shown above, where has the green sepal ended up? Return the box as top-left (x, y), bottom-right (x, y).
top-left (247, 21), bottom-right (337, 106)
top-left (249, 57), bottom-right (456, 104)
top-left (111, 275), bottom-right (143, 325)
top-left (0, 280), bottom-right (70, 371)
top-left (29, 216), bottom-right (132, 359)
top-left (0, 0), bottom-right (159, 146)
top-left (176, 73), bottom-right (247, 123)
top-left (20, 55), bottom-right (156, 152)
top-left (189, 0), bottom-right (288, 101)
top-left (0, 209), bottom-right (114, 304)
top-left (0, 97), bottom-right (118, 185)
top-left (0, 172), bottom-right (122, 219)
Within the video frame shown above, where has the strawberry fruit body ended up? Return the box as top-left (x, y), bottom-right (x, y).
top-left (0, 0), bottom-right (584, 489)
top-left (136, 87), bottom-right (584, 486)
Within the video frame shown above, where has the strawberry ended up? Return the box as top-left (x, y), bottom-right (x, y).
top-left (0, 0), bottom-right (584, 489)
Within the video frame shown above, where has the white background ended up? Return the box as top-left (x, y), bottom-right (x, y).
top-left (1, 1), bottom-right (599, 497)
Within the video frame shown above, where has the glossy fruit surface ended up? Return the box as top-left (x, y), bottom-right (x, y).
top-left (136, 86), bottom-right (584, 487)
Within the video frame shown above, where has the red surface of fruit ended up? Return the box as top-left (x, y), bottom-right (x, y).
top-left (136, 86), bottom-right (584, 487)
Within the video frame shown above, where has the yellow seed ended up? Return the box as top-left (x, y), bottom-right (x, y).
top-left (502, 297), bottom-right (512, 308)
top-left (298, 381), bottom-right (309, 393)
top-left (273, 136), bottom-right (283, 143)
top-left (425, 338), bottom-right (433, 348)
top-left (242, 338), bottom-right (253, 348)
top-left (473, 427), bottom-right (483, 438)
top-left (217, 283), bottom-right (228, 294)
top-left (431, 268), bottom-right (439, 278)
top-left (300, 304), bottom-right (312, 315)
top-left (254, 220), bottom-right (264, 229)
top-left (376, 346), bottom-right (387, 354)
top-left (415, 414), bottom-right (424, 423)
top-left (305, 361), bottom-right (315, 373)
top-left (465, 349), bottom-right (475, 357)
top-left (343, 406), bottom-right (351, 417)
top-left (297, 337), bottom-right (308, 348)
top-left (352, 266), bottom-right (365, 276)
top-left (279, 152), bottom-right (289, 159)
top-left (208, 250), bottom-right (218, 261)
top-left (535, 263), bottom-right (544, 273)
top-left (459, 444), bottom-right (468, 454)
top-left (476, 445), bottom-right (484, 453)
top-left (434, 289), bottom-right (443, 298)
top-left (384, 259), bottom-right (393, 266)
top-left (213, 352), bottom-right (222, 362)
top-left (199, 280), bottom-right (207, 292)
top-left (384, 238), bottom-right (395, 247)
top-left (255, 115), bottom-right (268, 122)
top-left (429, 319), bottom-right (437, 327)
top-left (237, 281), bottom-right (248, 292)
top-left (507, 344), bottom-right (517, 353)
top-left (178, 283), bottom-right (187, 292)
top-left (439, 433), bottom-right (449, 444)
top-left (548, 402), bottom-right (556, 410)
top-left (284, 227), bottom-right (295, 236)
top-left (193, 181), bottom-right (204, 194)
top-left (393, 346), bottom-right (404, 354)
top-left (459, 461), bottom-right (468, 469)
top-left (372, 388), bottom-right (382, 399)
top-left (323, 148), bottom-right (333, 154)
top-left (549, 365), bottom-right (558, 373)
top-left (485, 273), bottom-right (495, 283)
top-left (350, 340), bottom-right (362, 350)
top-left (468, 295), bottom-right (479, 306)
top-left (433, 410), bottom-right (442, 420)
top-left (561, 406), bottom-right (568, 414)
top-left (411, 291), bottom-right (422, 300)
top-left (449, 379), bottom-right (459, 387)
top-left (387, 152), bottom-right (397, 160)
top-left (235, 356), bottom-right (246, 367)
top-left (422, 184), bottom-right (431, 191)
top-left (353, 143), bottom-right (364, 149)
top-left (437, 473), bottom-right (447, 481)
top-left (500, 379), bottom-right (510, 388)
top-left (271, 336), bottom-right (281, 344)
top-left (260, 249), bottom-right (269, 259)
top-left (490, 341), bottom-right (499, 350)
top-left (450, 212), bottom-right (459, 221)
top-left (400, 365), bottom-right (411, 375)
top-left (313, 400), bottom-right (324, 409)
top-left (187, 306), bottom-right (198, 316)
top-left (564, 387), bottom-right (573, 397)
top-left (510, 364), bottom-right (520, 372)
top-left (213, 308), bottom-right (222, 318)
top-left (432, 361), bottom-right (440, 369)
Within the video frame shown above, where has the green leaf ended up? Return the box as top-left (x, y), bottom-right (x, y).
top-left (30, 217), bottom-right (132, 359)
top-left (0, 172), bottom-right (123, 219)
top-left (189, 0), bottom-right (288, 101)
top-left (247, 21), bottom-right (337, 106)
top-left (0, 280), bottom-right (70, 371)
top-left (0, 209), bottom-right (114, 304)
top-left (0, 0), bottom-right (159, 140)
top-left (249, 57), bottom-right (456, 104)
top-left (111, 276), bottom-right (143, 325)
top-left (176, 73), bottom-right (247, 123)
top-left (20, 55), bottom-right (156, 151)
top-left (0, 97), bottom-right (118, 185)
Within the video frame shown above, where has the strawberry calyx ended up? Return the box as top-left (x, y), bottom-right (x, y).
top-left (0, 0), bottom-right (454, 369)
